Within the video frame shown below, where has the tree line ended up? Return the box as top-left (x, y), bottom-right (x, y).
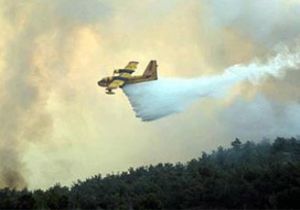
top-left (0, 137), bottom-right (300, 209)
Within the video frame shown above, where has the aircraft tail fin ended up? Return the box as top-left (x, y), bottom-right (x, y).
top-left (143, 60), bottom-right (158, 79)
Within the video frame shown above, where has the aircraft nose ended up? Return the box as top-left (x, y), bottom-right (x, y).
top-left (97, 80), bottom-right (103, 87)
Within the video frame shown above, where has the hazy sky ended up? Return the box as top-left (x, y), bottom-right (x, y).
top-left (0, 0), bottom-right (300, 189)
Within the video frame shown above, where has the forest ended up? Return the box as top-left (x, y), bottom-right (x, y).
top-left (0, 137), bottom-right (299, 209)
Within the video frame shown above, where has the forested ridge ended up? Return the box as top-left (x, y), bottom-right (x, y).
top-left (0, 137), bottom-right (300, 209)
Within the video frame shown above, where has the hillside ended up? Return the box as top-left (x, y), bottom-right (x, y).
top-left (0, 137), bottom-right (300, 209)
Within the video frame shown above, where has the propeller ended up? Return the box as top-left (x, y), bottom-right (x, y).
top-left (113, 69), bottom-right (119, 76)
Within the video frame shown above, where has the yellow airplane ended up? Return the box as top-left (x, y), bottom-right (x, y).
top-left (98, 60), bottom-right (158, 94)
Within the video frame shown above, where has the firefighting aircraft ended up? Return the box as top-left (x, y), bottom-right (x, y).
top-left (97, 60), bottom-right (158, 94)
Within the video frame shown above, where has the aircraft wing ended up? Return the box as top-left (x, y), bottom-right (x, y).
top-left (107, 78), bottom-right (126, 89)
top-left (124, 61), bottom-right (139, 71)
top-left (114, 61), bottom-right (139, 77)
top-left (107, 61), bottom-right (139, 90)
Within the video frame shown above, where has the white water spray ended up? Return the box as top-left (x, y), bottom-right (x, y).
top-left (123, 49), bottom-right (300, 121)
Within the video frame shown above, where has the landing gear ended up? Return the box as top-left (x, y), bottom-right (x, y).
top-left (106, 89), bottom-right (115, 95)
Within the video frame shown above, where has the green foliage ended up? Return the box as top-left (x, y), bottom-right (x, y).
top-left (0, 137), bottom-right (300, 209)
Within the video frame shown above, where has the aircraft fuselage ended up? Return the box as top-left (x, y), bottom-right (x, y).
top-left (98, 60), bottom-right (158, 94)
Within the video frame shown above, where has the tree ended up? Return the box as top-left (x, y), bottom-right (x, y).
top-left (231, 138), bottom-right (242, 149)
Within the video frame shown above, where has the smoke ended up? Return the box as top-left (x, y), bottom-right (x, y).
top-left (0, 0), bottom-right (108, 189)
top-left (0, 0), bottom-right (299, 190)
top-left (124, 47), bottom-right (300, 121)
top-left (205, 0), bottom-right (300, 48)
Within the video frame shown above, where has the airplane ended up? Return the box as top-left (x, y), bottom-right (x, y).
top-left (97, 60), bottom-right (158, 94)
